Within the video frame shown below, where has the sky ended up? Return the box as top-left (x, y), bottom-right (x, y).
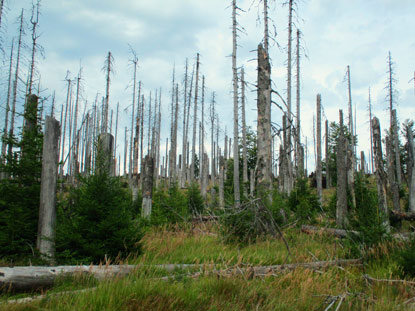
top-left (0, 0), bottom-right (414, 174)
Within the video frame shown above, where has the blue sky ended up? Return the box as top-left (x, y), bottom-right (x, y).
top-left (1, 0), bottom-right (414, 173)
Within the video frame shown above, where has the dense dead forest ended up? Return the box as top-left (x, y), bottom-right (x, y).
top-left (0, 1), bottom-right (415, 307)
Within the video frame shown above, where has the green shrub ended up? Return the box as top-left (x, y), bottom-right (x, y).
top-left (287, 178), bottom-right (320, 224)
top-left (56, 173), bottom-right (142, 264)
top-left (186, 182), bottom-right (205, 215)
top-left (397, 239), bottom-right (415, 277)
top-left (344, 173), bottom-right (389, 257)
top-left (151, 183), bottom-right (189, 225)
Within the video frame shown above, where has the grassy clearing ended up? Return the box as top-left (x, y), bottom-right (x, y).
top-left (2, 224), bottom-right (415, 310)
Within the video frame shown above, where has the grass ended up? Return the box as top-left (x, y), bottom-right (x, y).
top-left (1, 223), bottom-right (415, 310)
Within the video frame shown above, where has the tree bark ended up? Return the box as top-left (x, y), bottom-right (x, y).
top-left (37, 116), bottom-right (60, 263)
top-left (406, 122), bottom-right (415, 212)
top-left (191, 54), bottom-right (200, 183)
top-left (316, 94), bottom-right (322, 202)
top-left (256, 44), bottom-right (272, 199)
top-left (372, 117), bottom-right (390, 229)
top-left (325, 120), bottom-right (330, 188)
top-left (142, 155), bottom-right (154, 218)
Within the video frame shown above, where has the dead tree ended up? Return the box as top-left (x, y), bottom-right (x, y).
top-left (372, 117), bottom-right (390, 229)
top-left (232, 0), bottom-right (240, 207)
top-left (368, 87), bottom-right (374, 172)
top-left (129, 50), bottom-right (138, 180)
top-left (142, 155), bottom-right (154, 218)
top-left (295, 29), bottom-right (303, 176)
top-left (210, 92), bottom-right (216, 188)
top-left (219, 155), bottom-right (225, 208)
top-left (241, 67), bottom-right (248, 195)
top-left (181, 59), bottom-right (189, 187)
top-left (1, 39), bottom-right (15, 169)
top-left (405, 121), bottom-right (415, 212)
top-left (336, 110), bottom-right (348, 227)
top-left (102, 52), bottom-right (113, 133)
top-left (170, 84), bottom-right (179, 183)
top-left (200, 77), bottom-right (206, 197)
top-left (27, 1), bottom-right (40, 95)
top-left (256, 44), bottom-right (272, 198)
top-left (133, 83), bottom-right (141, 175)
top-left (191, 53), bottom-right (200, 183)
top-left (37, 116), bottom-right (60, 263)
top-left (346, 65), bottom-right (356, 208)
top-left (325, 120), bottom-right (331, 188)
top-left (8, 10), bottom-right (24, 159)
top-left (316, 94), bottom-right (322, 202)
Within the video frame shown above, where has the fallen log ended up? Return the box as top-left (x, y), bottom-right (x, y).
top-left (390, 210), bottom-right (415, 221)
top-left (301, 225), bottom-right (414, 241)
top-left (159, 259), bottom-right (363, 280)
top-left (301, 225), bottom-right (359, 238)
top-left (363, 274), bottom-right (415, 286)
top-left (0, 265), bottom-right (137, 291)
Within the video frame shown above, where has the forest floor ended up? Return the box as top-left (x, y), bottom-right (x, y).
top-left (1, 220), bottom-right (415, 310)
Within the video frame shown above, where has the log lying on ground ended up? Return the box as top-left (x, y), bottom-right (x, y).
top-left (390, 210), bottom-right (415, 221)
top-left (363, 274), bottom-right (415, 286)
top-left (301, 225), bottom-right (414, 241)
top-left (0, 265), bottom-right (137, 291)
top-left (301, 225), bottom-right (359, 238)
top-left (160, 259), bottom-right (363, 280)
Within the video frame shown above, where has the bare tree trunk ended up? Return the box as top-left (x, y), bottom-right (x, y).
top-left (372, 117), bottom-right (390, 229)
top-left (256, 44), bottom-right (272, 198)
top-left (181, 59), bottom-right (189, 187)
top-left (155, 89), bottom-right (162, 187)
top-left (286, 0), bottom-right (294, 187)
top-left (241, 67), bottom-right (248, 195)
top-left (37, 116), bottom-right (60, 263)
top-left (368, 88), bottom-right (374, 173)
top-left (201, 77), bottom-right (206, 197)
top-left (346, 65), bottom-right (356, 207)
top-left (316, 94), bottom-right (322, 202)
top-left (387, 134), bottom-right (401, 212)
top-left (210, 92), bottom-right (216, 189)
top-left (8, 10), bottom-right (24, 159)
top-left (219, 155), bottom-right (225, 208)
top-left (170, 84), bottom-right (179, 183)
top-left (139, 95), bottom-right (145, 186)
top-left (232, 0), bottom-right (240, 207)
top-left (124, 127), bottom-right (128, 176)
top-left (336, 110), bottom-right (348, 227)
top-left (406, 122), bottom-right (415, 212)
top-left (392, 109), bottom-right (402, 186)
top-left (147, 92), bottom-right (152, 155)
top-left (360, 151), bottom-right (365, 174)
top-left (114, 102), bottom-right (119, 175)
top-left (1, 39), bottom-right (15, 170)
top-left (295, 29), bottom-right (303, 177)
top-left (191, 53), bottom-right (200, 183)
top-left (142, 155), bottom-right (154, 218)
top-left (27, 2), bottom-right (40, 95)
top-left (325, 120), bottom-right (331, 188)
top-left (129, 54), bottom-right (138, 180)
top-left (133, 83), bottom-right (141, 175)
top-left (102, 52), bottom-right (113, 133)
top-left (71, 72), bottom-right (81, 180)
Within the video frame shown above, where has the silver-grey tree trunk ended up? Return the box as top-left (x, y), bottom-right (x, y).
top-left (316, 94), bottom-right (322, 202)
top-left (191, 54), bottom-right (200, 183)
top-left (142, 155), bottom-right (154, 218)
top-left (37, 116), bottom-right (60, 263)
top-left (256, 44), bottom-right (272, 198)
top-left (241, 67), bottom-right (248, 195)
top-left (232, 0), bottom-right (240, 207)
top-left (406, 122), bottom-right (415, 212)
top-left (325, 120), bottom-right (331, 188)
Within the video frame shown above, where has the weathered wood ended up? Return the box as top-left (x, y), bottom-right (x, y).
top-left (142, 155), bottom-right (154, 218)
top-left (37, 116), bottom-right (60, 263)
top-left (390, 210), bottom-right (415, 221)
top-left (372, 117), bottom-right (390, 229)
top-left (0, 265), bottom-right (137, 291)
top-left (191, 53), bottom-right (200, 183)
top-left (301, 225), bottom-right (359, 238)
top-left (407, 122), bottom-right (415, 212)
top-left (325, 120), bottom-right (331, 188)
top-left (316, 94), bottom-right (322, 202)
top-left (256, 43), bottom-right (272, 199)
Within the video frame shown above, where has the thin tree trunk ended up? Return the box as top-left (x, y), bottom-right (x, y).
top-left (316, 94), bottom-right (322, 202)
top-left (27, 2), bottom-right (39, 95)
top-left (232, 0), bottom-right (240, 207)
top-left (133, 83), bottom-right (141, 175)
top-left (1, 39), bottom-right (15, 169)
top-left (201, 77), bottom-right (206, 197)
top-left (191, 53), bottom-right (200, 183)
top-left (114, 102), bottom-right (119, 175)
top-left (295, 29), bottom-right (302, 177)
top-left (392, 109), bottom-right (402, 186)
top-left (8, 10), bottom-right (24, 159)
top-left (181, 59), bottom-right (189, 187)
top-left (372, 117), bottom-right (390, 229)
top-left (103, 52), bottom-right (113, 133)
top-left (286, 0), bottom-right (294, 189)
top-left (129, 55), bottom-right (138, 179)
top-left (406, 122), bottom-right (415, 212)
top-left (241, 68), bottom-right (248, 195)
top-left (368, 88), bottom-right (374, 173)
top-left (325, 120), bottom-right (330, 188)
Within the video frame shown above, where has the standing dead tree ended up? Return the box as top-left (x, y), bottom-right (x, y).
top-left (256, 44), bottom-right (272, 199)
top-left (241, 67), bottom-right (248, 196)
top-left (232, 0), bottom-right (241, 207)
top-left (27, 0), bottom-right (41, 95)
top-left (372, 117), bottom-right (390, 229)
top-left (191, 54), bottom-right (200, 183)
top-left (404, 121), bottom-right (415, 212)
top-left (345, 65), bottom-right (356, 208)
top-left (316, 94), bottom-right (322, 202)
top-left (8, 10), bottom-right (24, 159)
top-left (102, 52), bottom-right (114, 133)
top-left (129, 49), bottom-right (138, 180)
top-left (295, 29), bottom-right (304, 177)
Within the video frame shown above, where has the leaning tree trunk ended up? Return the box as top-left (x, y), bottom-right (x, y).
top-left (37, 116), bottom-right (60, 264)
top-left (256, 43), bottom-right (272, 199)
top-left (372, 117), bottom-right (390, 230)
top-left (336, 110), bottom-right (348, 227)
